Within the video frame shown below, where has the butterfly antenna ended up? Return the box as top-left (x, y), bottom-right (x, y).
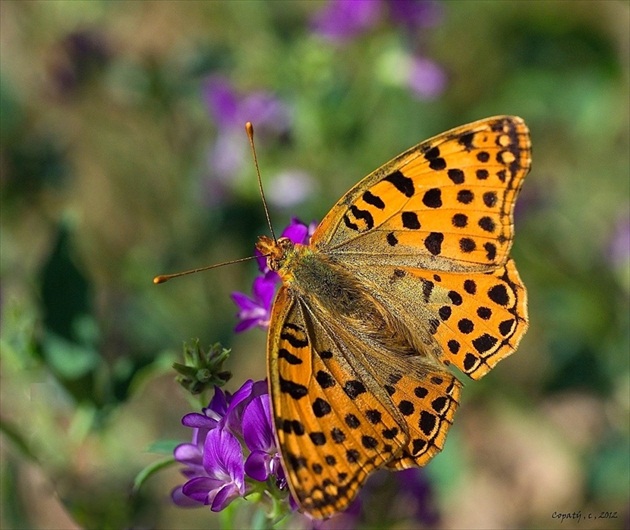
top-left (153, 255), bottom-right (260, 284)
top-left (246, 122), bottom-right (277, 242)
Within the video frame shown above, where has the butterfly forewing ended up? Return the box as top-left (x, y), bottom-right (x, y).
top-left (311, 116), bottom-right (531, 272)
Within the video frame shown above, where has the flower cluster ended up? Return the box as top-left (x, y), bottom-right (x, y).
top-left (172, 379), bottom-right (290, 513)
top-left (311, 0), bottom-right (447, 100)
top-left (231, 218), bottom-right (316, 332)
top-left (312, 0), bottom-right (443, 41)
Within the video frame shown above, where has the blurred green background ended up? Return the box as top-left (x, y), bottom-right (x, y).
top-left (1, 1), bottom-right (628, 529)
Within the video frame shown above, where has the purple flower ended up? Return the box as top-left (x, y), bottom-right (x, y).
top-left (233, 218), bottom-right (316, 333)
top-left (204, 77), bottom-right (292, 137)
top-left (311, 1), bottom-right (447, 99)
top-left (267, 170), bottom-right (316, 208)
top-left (607, 213), bottom-right (630, 268)
top-left (231, 273), bottom-right (277, 332)
top-left (173, 380), bottom-right (292, 513)
top-left (396, 468), bottom-right (440, 526)
top-left (311, 0), bottom-right (381, 42)
top-left (407, 55), bottom-right (447, 100)
top-left (386, 0), bottom-right (443, 31)
top-left (202, 76), bottom-right (292, 202)
top-left (311, 0), bottom-right (442, 41)
top-left (243, 395), bottom-right (284, 484)
top-left (179, 428), bottom-right (246, 511)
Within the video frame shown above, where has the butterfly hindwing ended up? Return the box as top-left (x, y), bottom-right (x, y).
top-left (384, 370), bottom-right (461, 470)
top-left (267, 286), bottom-right (410, 518)
top-left (359, 353), bottom-right (462, 468)
top-left (345, 257), bottom-right (528, 380)
top-left (312, 116), bottom-right (531, 273)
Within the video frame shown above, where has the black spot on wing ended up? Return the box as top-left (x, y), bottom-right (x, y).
top-left (383, 170), bottom-right (414, 197)
top-left (362, 190), bottom-right (385, 209)
top-left (401, 211), bottom-right (421, 229)
top-left (422, 188), bottom-right (442, 208)
top-left (349, 205), bottom-right (374, 230)
top-left (424, 146), bottom-right (447, 170)
top-left (279, 377), bottom-right (308, 399)
top-left (424, 232), bottom-right (444, 256)
top-left (278, 348), bottom-right (303, 365)
top-left (458, 132), bottom-right (475, 151)
top-left (447, 168), bottom-right (465, 184)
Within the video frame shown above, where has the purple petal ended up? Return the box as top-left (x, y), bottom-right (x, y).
top-left (231, 291), bottom-right (260, 311)
top-left (607, 213), bottom-right (630, 267)
top-left (242, 395), bottom-right (275, 453)
top-left (234, 317), bottom-right (264, 333)
top-left (396, 468), bottom-right (440, 525)
top-left (206, 386), bottom-right (229, 417)
top-left (174, 443), bottom-right (202, 464)
top-left (226, 380), bottom-right (254, 410)
top-left (232, 289), bottom-right (272, 332)
top-left (210, 482), bottom-right (242, 512)
top-left (182, 476), bottom-right (224, 504)
top-left (171, 485), bottom-right (203, 507)
top-left (202, 429), bottom-right (245, 484)
top-left (224, 379), bottom-right (269, 437)
top-left (244, 450), bottom-right (271, 482)
top-left (182, 412), bottom-right (219, 429)
top-left (281, 218), bottom-right (309, 244)
top-left (252, 274), bottom-right (277, 309)
top-left (251, 379), bottom-right (269, 397)
top-left (312, 0), bottom-right (381, 41)
top-left (238, 93), bottom-right (291, 134)
top-left (255, 247), bottom-right (269, 273)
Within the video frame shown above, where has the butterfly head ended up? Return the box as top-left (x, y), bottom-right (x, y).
top-left (256, 235), bottom-right (296, 273)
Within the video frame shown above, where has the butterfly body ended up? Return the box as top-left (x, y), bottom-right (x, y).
top-left (258, 236), bottom-right (389, 328)
top-left (258, 116), bottom-right (531, 518)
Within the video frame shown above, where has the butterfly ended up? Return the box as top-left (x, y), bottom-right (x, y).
top-left (256, 116), bottom-right (530, 518)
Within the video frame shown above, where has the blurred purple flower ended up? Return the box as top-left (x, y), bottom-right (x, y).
top-left (234, 218), bottom-right (316, 332)
top-left (396, 468), bottom-right (440, 526)
top-left (312, 1), bottom-right (447, 99)
top-left (607, 213), bottom-right (630, 268)
top-left (268, 170), bottom-right (316, 208)
top-left (407, 55), bottom-right (447, 100)
top-left (311, 0), bottom-right (382, 42)
top-left (387, 0), bottom-right (443, 30)
top-left (202, 77), bottom-right (292, 201)
top-left (312, 0), bottom-right (442, 41)
top-left (204, 77), bottom-right (291, 136)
